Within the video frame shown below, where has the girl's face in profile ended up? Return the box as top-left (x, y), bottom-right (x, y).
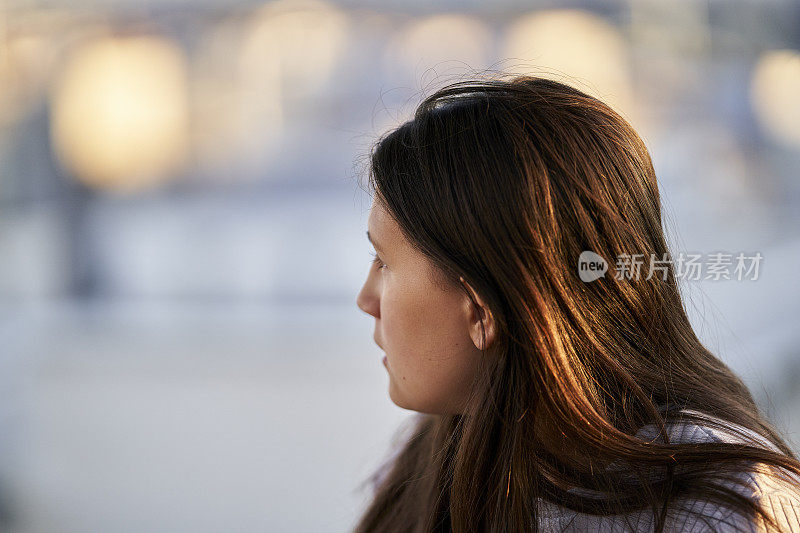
top-left (356, 201), bottom-right (491, 415)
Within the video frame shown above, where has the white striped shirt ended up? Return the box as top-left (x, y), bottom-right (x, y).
top-left (537, 410), bottom-right (800, 532)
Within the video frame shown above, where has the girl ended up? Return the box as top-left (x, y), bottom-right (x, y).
top-left (355, 75), bottom-right (800, 532)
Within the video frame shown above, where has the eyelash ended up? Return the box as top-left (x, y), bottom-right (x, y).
top-left (370, 251), bottom-right (386, 270)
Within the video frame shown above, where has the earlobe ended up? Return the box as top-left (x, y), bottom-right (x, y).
top-left (459, 276), bottom-right (496, 351)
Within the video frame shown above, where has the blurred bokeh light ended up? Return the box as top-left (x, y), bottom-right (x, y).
top-left (750, 49), bottom-right (800, 148)
top-left (385, 13), bottom-right (493, 84)
top-left (50, 35), bottom-right (190, 192)
top-left (502, 9), bottom-right (635, 121)
top-left (242, 0), bottom-right (349, 99)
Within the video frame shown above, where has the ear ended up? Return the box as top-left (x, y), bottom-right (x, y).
top-left (459, 276), bottom-right (496, 351)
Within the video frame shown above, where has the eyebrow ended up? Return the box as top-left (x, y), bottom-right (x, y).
top-left (366, 230), bottom-right (384, 251)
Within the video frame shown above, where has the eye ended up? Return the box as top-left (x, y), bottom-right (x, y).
top-left (370, 251), bottom-right (386, 270)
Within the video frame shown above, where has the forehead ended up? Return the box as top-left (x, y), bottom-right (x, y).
top-left (367, 200), bottom-right (454, 289)
top-left (367, 201), bottom-right (395, 236)
top-left (367, 201), bottom-right (405, 254)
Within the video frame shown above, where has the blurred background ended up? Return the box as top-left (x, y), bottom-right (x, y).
top-left (0, 0), bottom-right (799, 531)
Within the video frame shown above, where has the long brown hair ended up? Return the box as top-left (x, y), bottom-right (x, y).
top-left (354, 75), bottom-right (800, 532)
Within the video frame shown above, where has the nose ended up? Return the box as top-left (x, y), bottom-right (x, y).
top-left (356, 272), bottom-right (380, 318)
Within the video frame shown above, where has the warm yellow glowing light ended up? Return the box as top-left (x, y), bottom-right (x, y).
top-left (385, 14), bottom-right (493, 83)
top-left (501, 9), bottom-right (634, 118)
top-left (192, 16), bottom-right (284, 175)
top-left (750, 49), bottom-right (800, 148)
top-left (0, 34), bottom-right (53, 126)
top-left (50, 36), bottom-right (190, 192)
top-left (240, 0), bottom-right (349, 98)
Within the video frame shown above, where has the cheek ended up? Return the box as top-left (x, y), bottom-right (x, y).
top-left (382, 277), bottom-right (456, 357)
top-left (381, 275), bottom-right (478, 410)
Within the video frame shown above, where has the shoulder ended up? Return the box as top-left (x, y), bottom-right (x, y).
top-left (635, 408), bottom-right (786, 450)
top-left (661, 486), bottom-right (800, 532)
top-left (648, 409), bottom-right (800, 532)
top-left (539, 410), bottom-right (800, 532)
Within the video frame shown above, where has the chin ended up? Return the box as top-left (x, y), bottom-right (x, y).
top-left (388, 387), bottom-right (441, 414)
top-left (387, 384), bottom-right (414, 411)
